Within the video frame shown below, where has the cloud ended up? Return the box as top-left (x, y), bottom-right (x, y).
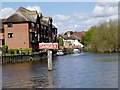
top-left (0, 7), bottom-right (15, 18)
top-left (26, 6), bottom-right (41, 13)
top-left (53, 2), bottom-right (118, 34)
top-left (97, 0), bottom-right (119, 2)
top-left (79, 2), bottom-right (118, 30)
top-left (53, 14), bottom-right (71, 22)
top-left (97, 2), bottom-right (118, 7)
top-left (73, 12), bottom-right (90, 20)
top-left (92, 2), bottom-right (118, 17)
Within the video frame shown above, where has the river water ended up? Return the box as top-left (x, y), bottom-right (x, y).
top-left (2, 53), bottom-right (118, 88)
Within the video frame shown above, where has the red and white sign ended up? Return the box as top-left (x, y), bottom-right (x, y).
top-left (39, 43), bottom-right (58, 49)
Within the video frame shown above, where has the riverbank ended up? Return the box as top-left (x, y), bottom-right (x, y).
top-left (1, 47), bottom-right (119, 65)
top-left (82, 47), bottom-right (120, 54)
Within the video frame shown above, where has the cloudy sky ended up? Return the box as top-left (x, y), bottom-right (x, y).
top-left (0, 1), bottom-right (118, 34)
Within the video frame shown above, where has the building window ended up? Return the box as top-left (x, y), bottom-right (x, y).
top-left (8, 23), bottom-right (13, 27)
top-left (41, 25), bottom-right (43, 29)
top-left (31, 23), bottom-right (35, 27)
top-left (35, 33), bottom-right (37, 37)
top-left (8, 33), bottom-right (13, 38)
top-left (44, 26), bottom-right (46, 30)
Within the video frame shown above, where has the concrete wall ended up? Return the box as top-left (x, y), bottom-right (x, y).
top-left (4, 23), bottom-right (30, 49)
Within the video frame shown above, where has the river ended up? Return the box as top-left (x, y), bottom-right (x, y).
top-left (2, 53), bottom-right (118, 88)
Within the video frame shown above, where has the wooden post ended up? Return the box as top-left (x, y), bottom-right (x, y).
top-left (47, 50), bottom-right (52, 71)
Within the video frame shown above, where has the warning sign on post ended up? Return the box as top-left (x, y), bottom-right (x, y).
top-left (39, 43), bottom-right (58, 49)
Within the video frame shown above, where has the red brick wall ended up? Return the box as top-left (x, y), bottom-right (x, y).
top-left (4, 23), bottom-right (30, 49)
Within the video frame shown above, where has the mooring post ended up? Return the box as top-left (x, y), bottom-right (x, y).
top-left (47, 50), bottom-right (52, 71)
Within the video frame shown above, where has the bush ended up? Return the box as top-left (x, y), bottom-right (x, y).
top-left (2, 45), bottom-right (8, 54)
top-left (14, 49), bottom-right (19, 54)
top-left (20, 48), bottom-right (33, 55)
top-left (3, 47), bottom-right (33, 56)
top-left (8, 49), bottom-right (14, 55)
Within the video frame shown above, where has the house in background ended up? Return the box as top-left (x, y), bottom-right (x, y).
top-left (63, 31), bottom-right (85, 48)
top-left (2, 7), bottom-right (57, 50)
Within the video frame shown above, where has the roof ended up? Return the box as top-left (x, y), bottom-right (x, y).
top-left (3, 7), bottom-right (40, 23)
top-left (72, 32), bottom-right (85, 40)
top-left (52, 24), bottom-right (57, 29)
top-left (63, 35), bottom-right (76, 40)
top-left (41, 17), bottom-right (56, 29)
top-left (3, 7), bottom-right (56, 29)
top-left (63, 32), bottom-right (85, 40)
top-left (41, 16), bottom-right (52, 26)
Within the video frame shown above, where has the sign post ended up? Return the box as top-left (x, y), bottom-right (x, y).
top-left (39, 43), bottom-right (58, 71)
top-left (47, 50), bottom-right (52, 71)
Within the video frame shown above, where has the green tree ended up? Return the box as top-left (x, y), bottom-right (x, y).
top-left (83, 26), bottom-right (96, 47)
top-left (91, 20), bottom-right (118, 53)
top-left (2, 45), bottom-right (8, 54)
top-left (57, 36), bottom-right (64, 46)
top-left (83, 20), bottom-right (118, 53)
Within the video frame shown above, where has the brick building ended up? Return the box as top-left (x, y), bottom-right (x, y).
top-left (1, 7), bottom-right (57, 50)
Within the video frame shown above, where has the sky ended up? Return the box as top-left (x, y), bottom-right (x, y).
top-left (0, 1), bottom-right (118, 34)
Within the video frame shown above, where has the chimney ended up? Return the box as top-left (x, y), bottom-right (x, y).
top-left (67, 32), bottom-right (71, 37)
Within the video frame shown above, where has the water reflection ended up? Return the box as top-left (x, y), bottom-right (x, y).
top-left (2, 53), bottom-right (118, 88)
top-left (2, 63), bottom-right (33, 88)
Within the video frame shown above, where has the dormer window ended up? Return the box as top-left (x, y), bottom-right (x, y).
top-left (8, 23), bottom-right (13, 27)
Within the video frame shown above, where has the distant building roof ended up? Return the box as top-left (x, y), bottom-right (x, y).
top-left (63, 32), bottom-right (85, 40)
top-left (72, 32), bottom-right (85, 40)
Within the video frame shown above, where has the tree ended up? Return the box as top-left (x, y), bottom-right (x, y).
top-left (91, 20), bottom-right (118, 53)
top-left (57, 36), bottom-right (64, 46)
top-left (83, 26), bottom-right (96, 47)
top-left (2, 45), bottom-right (8, 54)
top-left (83, 20), bottom-right (118, 53)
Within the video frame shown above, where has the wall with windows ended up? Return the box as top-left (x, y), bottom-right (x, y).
top-left (4, 23), bottom-right (30, 49)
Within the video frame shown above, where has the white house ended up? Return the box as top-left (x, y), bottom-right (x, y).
top-left (63, 39), bottom-right (83, 48)
top-left (63, 31), bottom-right (84, 48)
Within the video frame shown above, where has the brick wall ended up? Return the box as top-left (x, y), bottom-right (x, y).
top-left (4, 23), bottom-right (30, 49)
